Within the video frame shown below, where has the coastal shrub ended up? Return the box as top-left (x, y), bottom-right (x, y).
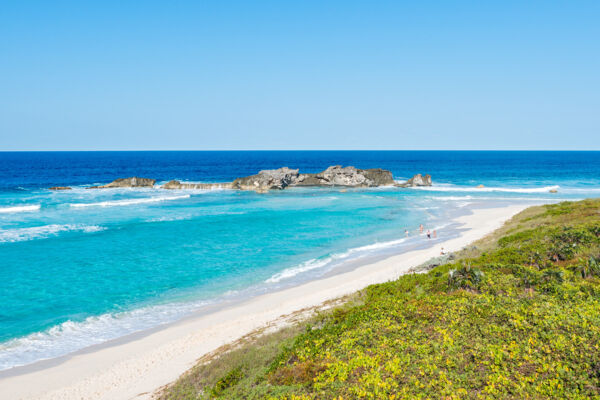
top-left (541, 268), bottom-right (564, 283)
top-left (210, 366), bottom-right (244, 397)
top-left (544, 201), bottom-right (574, 216)
top-left (447, 264), bottom-right (484, 291)
top-left (577, 255), bottom-right (600, 279)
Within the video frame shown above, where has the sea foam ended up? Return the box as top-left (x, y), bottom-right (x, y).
top-left (0, 224), bottom-right (105, 243)
top-left (266, 237), bottom-right (409, 283)
top-left (70, 194), bottom-right (190, 208)
top-left (0, 204), bottom-right (41, 214)
top-left (0, 298), bottom-right (211, 371)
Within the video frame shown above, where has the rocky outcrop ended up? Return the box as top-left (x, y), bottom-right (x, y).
top-left (78, 166), bottom-right (418, 193)
top-left (87, 177), bottom-right (156, 189)
top-left (294, 166), bottom-right (395, 187)
top-left (231, 168), bottom-right (300, 192)
top-left (228, 166), bottom-right (395, 192)
top-left (396, 174), bottom-right (432, 187)
top-left (49, 186), bottom-right (72, 190)
top-left (162, 180), bottom-right (232, 190)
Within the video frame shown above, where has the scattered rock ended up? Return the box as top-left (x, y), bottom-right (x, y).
top-left (476, 184), bottom-right (485, 188)
top-left (231, 167), bottom-right (300, 192)
top-left (87, 177), bottom-right (156, 189)
top-left (49, 186), bottom-right (72, 190)
top-left (549, 189), bottom-right (558, 193)
top-left (396, 174), bottom-right (433, 187)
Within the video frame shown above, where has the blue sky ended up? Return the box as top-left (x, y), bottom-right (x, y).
top-left (1, 1), bottom-right (598, 150)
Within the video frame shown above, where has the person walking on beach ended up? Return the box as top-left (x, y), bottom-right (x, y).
top-left (426, 230), bottom-right (431, 239)
top-left (404, 229), bottom-right (409, 237)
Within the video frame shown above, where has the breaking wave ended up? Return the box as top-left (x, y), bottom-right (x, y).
top-left (0, 204), bottom-right (41, 214)
top-left (266, 237), bottom-right (409, 283)
top-left (0, 298), bottom-right (212, 371)
top-left (70, 195), bottom-right (190, 208)
top-left (0, 224), bottom-right (105, 243)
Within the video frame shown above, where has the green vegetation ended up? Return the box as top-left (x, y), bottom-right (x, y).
top-left (160, 199), bottom-right (600, 400)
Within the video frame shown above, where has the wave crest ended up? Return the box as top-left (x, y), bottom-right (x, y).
top-left (0, 224), bottom-right (105, 243)
top-left (266, 237), bottom-right (409, 283)
top-left (70, 195), bottom-right (190, 208)
top-left (0, 298), bottom-right (211, 371)
top-left (0, 204), bottom-right (40, 214)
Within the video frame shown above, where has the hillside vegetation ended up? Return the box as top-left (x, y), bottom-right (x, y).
top-left (160, 199), bottom-right (600, 400)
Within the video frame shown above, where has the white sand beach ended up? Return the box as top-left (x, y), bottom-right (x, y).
top-left (0, 204), bottom-right (529, 400)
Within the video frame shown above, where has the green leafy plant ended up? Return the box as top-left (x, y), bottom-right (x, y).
top-left (447, 263), bottom-right (485, 291)
top-left (210, 367), bottom-right (244, 397)
top-left (577, 255), bottom-right (600, 278)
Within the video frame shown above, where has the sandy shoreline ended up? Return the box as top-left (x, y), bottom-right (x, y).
top-left (0, 204), bottom-right (529, 400)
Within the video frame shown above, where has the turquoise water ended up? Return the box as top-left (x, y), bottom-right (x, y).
top-left (0, 151), bottom-right (599, 370)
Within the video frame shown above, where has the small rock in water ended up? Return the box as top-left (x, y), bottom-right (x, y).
top-left (49, 186), bottom-right (72, 190)
top-left (396, 174), bottom-right (433, 187)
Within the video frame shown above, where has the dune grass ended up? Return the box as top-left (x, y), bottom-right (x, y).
top-left (159, 199), bottom-right (600, 399)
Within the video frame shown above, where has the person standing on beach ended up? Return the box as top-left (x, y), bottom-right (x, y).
top-left (404, 229), bottom-right (409, 237)
top-left (433, 230), bottom-right (437, 238)
top-left (419, 224), bottom-right (424, 233)
top-left (426, 230), bottom-right (431, 239)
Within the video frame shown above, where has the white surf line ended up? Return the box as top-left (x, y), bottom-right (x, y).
top-left (0, 205), bottom-right (41, 214)
top-left (69, 195), bottom-right (190, 208)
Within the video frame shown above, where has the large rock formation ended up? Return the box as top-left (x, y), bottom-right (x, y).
top-left (231, 168), bottom-right (300, 192)
top-left (49, 186), bottom-right (72, 190)
top-left (228, 166), bottom-right (395, 192)
top-left (396, 174), bottom-right (432, 187)
top-left (162, 180), bottom-right (232, 190)
top-left (87, 177), bottom-right (156, 189)
top-left (294, 166), bottom-right (395, 187)
top-left (79, 167), bottom-right (424, 193)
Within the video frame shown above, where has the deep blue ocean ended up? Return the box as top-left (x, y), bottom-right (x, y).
top-left (1, 151), bottom-right (599, 370)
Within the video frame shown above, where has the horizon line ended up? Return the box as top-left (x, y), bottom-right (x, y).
top-left (1, 149), bottom-right (600, 153)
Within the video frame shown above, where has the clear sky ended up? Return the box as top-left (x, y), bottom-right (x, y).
top-left (1, 1), bottom-right (599, 150)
